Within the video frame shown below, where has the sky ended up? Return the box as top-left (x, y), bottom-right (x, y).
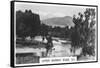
top-left (15, 2), bottom-right (94, 20)
top-left (15, 2), bottom-right (96, 27)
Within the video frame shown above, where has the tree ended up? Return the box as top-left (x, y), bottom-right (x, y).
top-left (40, 23), bottom-right (49, 36)
top-left (16, 10), bottom-right (41, 39)
top-left (71, 8), bottom-right (96, 56)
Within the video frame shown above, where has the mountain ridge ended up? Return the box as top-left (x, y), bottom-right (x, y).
top-left (41, 16), bottom-right (74, 27)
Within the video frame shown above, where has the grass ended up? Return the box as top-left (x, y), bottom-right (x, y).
top-left (16, 39), bottom-right (46, 48)
top-left (16, 53), bottom-right (40, 64)
top-left (16, 39), bottom-right (47, 64)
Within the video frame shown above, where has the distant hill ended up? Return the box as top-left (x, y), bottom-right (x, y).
top-left (41, 16), bottom-right (74, 27)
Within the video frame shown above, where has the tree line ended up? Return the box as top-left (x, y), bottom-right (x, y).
top-left (16, 10), bottom-right (71, 39)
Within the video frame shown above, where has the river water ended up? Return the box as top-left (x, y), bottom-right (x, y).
top-left (16, 36), bottom-right (82, 57)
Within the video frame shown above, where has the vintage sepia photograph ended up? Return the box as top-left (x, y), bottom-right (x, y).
top-left (11, 1), bottom-right (98, 67)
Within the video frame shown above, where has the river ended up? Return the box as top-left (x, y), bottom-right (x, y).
top-left (16, 36), bottom-right (82, 57)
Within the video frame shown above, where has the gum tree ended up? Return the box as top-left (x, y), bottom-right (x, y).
top-left (71, 8), bottom-right (96, 56)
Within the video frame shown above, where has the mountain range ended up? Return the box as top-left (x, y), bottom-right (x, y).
top-left (41, 16), bottom-right (75, 27)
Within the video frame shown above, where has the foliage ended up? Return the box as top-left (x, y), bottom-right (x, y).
top-left (40, 23), bottom-right (51, 36)
top-left (16, 10), bottom-right (41, 39)
top-left (71, 8), bottom-right (96, 56)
